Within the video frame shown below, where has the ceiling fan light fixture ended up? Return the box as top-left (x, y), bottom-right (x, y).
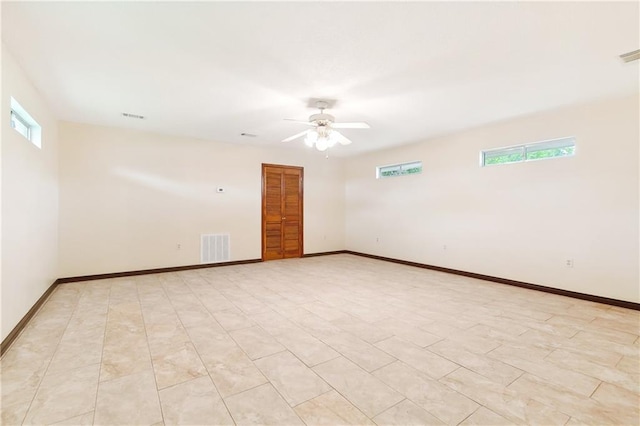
top-left (327, 130), bottom-right (340, 148)
top-left (303, 128), bottom-right (342, 151)
top-left (304, 130), bottom-right (317, 147)
top-left (315, 136), bottom-right (329, 151)
top-left (282, 99), bottom-right (368, 151)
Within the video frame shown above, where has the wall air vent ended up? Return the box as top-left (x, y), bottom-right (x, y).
top-left (241, 133), bottom-right (257, 137)
top-left (619, 49), bottom-right (640, 63)
top-left (122, 112), bottom-right (145, 119)
top-left (201, 233), bottom-right (230, 263)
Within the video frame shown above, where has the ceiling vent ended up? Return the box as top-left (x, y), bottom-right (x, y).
top-left (619, 49), bottom-right (640, 63)
top-left (122, 112), bottom-right (145, 119)
top-left (240, 133), bottom-right (257, 137)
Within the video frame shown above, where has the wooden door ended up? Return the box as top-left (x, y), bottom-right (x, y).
top-left (262, 164), bottom-right (303, 260)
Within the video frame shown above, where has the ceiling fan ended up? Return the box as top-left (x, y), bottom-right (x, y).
top-left (282, 100), bottom-right (370, 151)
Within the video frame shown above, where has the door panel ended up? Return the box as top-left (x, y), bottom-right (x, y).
top-left (265, 223), bottom-right (282, 250)
top-left (262, 164), bottom-right (303, 260)
top-left (282, 170), bottom-right (302, 258)
top-left (263, 167), bottom-right (285, 261)
top-left (283, 222), bottom-right (300, 255)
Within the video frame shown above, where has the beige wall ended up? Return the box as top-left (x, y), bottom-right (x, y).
top-left (345, 95), bottom-right (639, 303)
top-left (58, 122), bottom-right (345, 277)
top-left (1, 44), bottom-right (60, 340)
top-left (3, 55), bottom-right (638, 342)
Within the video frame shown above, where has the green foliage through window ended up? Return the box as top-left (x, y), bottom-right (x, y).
top-left (482, 137), bottom-right (575, 167)
top-left (526, 146), bottom-right (575, 160)
top-left (377, 161), bottom-right (422, 178)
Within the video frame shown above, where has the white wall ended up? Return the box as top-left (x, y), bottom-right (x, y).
top-left (345, 95), bottom-right (639, 303)
top-left (58, 122), bottom-right (345, 277)
top-left (1, 44), bottom-right (60, 340)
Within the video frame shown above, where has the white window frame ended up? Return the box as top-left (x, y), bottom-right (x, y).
top-left (11, 110), bottom-right (31, 140)
top-left (377, 161), bottom-right (422, 179)
top-left (481, 136), bottom-right (575, 167)
top-left (10, 97), bottom-right (42, 148)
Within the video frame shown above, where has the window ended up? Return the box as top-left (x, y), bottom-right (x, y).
top-left (11, 110), bottom-right (31, 140)
top-left (377, 161), bottom-right (422, 178)
top-left (10, 97), bottom-right (41, 148)
top-left (481, 137), bottom-right (575, 167)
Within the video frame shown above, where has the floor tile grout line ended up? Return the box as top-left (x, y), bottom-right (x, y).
top-left (434, 366), bottom-right (490, 411)
top-left (541, 347), bottom-right (630, 387)
top-left (455, 406), bottom-right (481, 426)
top-left (588, 381), bottom-right (604, 399)
top-left (289, 388), bottom-right (335, 409)
top-left (135, 276), bottom-right (166, 426)
top-left (219, 378), bottom-right (270, 400)
top-left (201, 277), bottom-right (369, 423)
top-left (486, 345), bottom-right (602, 390)
top-left (424, 340), bottom-right (529, 385)
top-left (219, 325), bottom-right (309, 417)
top-left (372, 334), bottom-right (468, 376)
top-left (369, 397), bottom-right (410, 422)
top-left (255, 347), bottom-right (337, 409)
top-left (248, 347), bottom-right (289, 362)
top-left (438, 368), bottom-right (537, 425)
top-left (91, 282), bottom-right (112, 425)
top-left (234, 379), bottom-right (305, 425)
top-left (313, 325), bottom-right (402, 370)
top-left (507, 375), bottom-right (583, 424)
top-left (49, 409), bottom-right (94, 425)
top-left (376, 362), bottom-right (494, 423)
top-left (168, 272), bottom-right (238, 426)
top-left (500, 372), bottom-right (583, 423)
top-left (292, 377), bottom-right (376, 425)
top-left (182, 277), bottom-right (245, 330)
top-left (311, 356), bottom-right (411, 418)
top-left (20, 285), bottom-right (84, 425)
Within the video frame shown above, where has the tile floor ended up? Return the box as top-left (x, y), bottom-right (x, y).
top-left (1, 254), bottom-right (638, 425)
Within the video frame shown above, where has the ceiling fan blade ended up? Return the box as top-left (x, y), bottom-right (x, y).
top-left (331, 122), bottom-right (370, 129)
top-left (284, 119), bottom-right (314, 126)
top-left (282, 130), bottom-right (309, 143)
top-left (336, 133), bottom-right (353, 145)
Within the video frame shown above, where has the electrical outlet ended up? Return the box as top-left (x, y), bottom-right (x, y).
top-left (443, 244), bottom-right (447, 250)
top-left (565, 259), bottom-right (574, 268)
top-left (177, 243), bottom-right (181, 250)
top-left (376, 237), bottom-right (379, 243)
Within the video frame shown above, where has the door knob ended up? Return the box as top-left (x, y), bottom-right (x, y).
top-left (282, 217), bottom-right (286, 220)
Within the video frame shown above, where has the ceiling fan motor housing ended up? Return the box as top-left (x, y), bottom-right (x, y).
top-left (309, 113), bottom-right (335, 125)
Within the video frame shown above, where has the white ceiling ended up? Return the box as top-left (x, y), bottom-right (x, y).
top-left (2, 1), bottom-right (638, 156)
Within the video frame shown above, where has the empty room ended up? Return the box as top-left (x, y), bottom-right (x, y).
top-left (1, 1), bottom-right (639, 425)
